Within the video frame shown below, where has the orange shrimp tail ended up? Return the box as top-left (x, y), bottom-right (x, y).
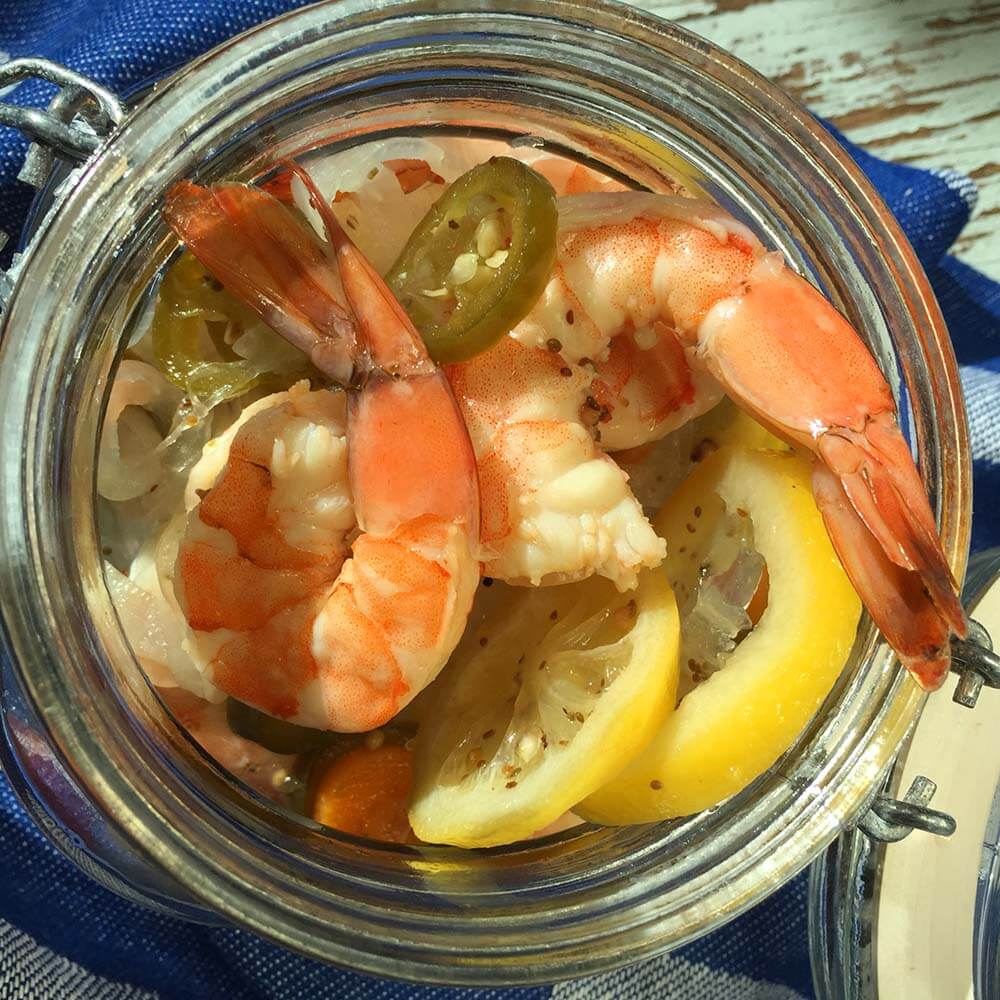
top-left (702, 261), bottom-right (965, 688)
top-left (818, 415), bottom-right (966, 643)
top-left (163, 179), bottom-right (358, 384)
top-left (812, 464), bottom-right (954, 690)
top-left (282, 163), bottom-right (480, 541)
top-left (287, 162), bottom-right (434, 379)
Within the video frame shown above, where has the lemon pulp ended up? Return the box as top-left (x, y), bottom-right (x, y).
top-left (409, 570), bottom-right (680, 847)
top-left (580, 446), bottom-right (861, 823)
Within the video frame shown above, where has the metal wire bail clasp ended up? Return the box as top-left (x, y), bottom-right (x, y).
top-left (859, 775), bottom-right (956, 844)
top-left (0, 58), bottom-right (125, 310)
top-left (0, 57), bottom-right (125, 184)
top-left (951, 618), bottom-right (1000, 708)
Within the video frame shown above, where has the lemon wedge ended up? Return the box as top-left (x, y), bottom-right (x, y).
top-left (580, 447), bottom-right (861, 823)
top-left (409, 571), bottom-right (680, 847)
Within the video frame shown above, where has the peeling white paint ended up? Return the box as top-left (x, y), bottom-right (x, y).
top-left (645, 0), bottom-right (1000, 277)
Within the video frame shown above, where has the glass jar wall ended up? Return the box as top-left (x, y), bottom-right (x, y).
top-left (0, 0), bottom-right (970, 984)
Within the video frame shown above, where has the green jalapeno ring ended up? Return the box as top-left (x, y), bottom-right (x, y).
top-left (151, 252), bottom-right (308, 404)
top-left (386, 157), bottom-right (558, 364)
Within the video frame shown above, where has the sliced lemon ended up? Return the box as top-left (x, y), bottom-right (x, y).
top-left (580, 447), bottom-right (861, 823)
top-left (408, 571), bottom-right (680, 847)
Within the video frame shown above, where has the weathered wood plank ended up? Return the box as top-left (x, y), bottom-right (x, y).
top-left (641, 0), bottom-right (1000, 277)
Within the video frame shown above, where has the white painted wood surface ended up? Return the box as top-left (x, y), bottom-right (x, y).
top-left (641, 0), bottom-right (1000, 278)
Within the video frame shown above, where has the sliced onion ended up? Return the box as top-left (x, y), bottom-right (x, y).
top-left (103, 524), bottom-right (224, 703)
top-left (291, 136), bottom-right (509, 274)
top-left (97, 360), bottom-right (180, 502)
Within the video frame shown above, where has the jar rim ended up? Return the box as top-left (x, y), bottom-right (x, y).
top-left (0, 0), bottom-right (971, 984)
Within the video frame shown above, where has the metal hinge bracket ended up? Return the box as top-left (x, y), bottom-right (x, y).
top-left (951, 617), bottom-right (1000, 708)
top-left (0, 58), bottom-right (125, 313)
top-left (859, 775), bottom-right (956, 843)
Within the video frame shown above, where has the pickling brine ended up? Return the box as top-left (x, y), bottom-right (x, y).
top-left (96, 134), bottom-right (961, 847)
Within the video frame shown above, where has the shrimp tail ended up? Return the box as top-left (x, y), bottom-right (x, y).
top-left (286, 161), bottom-right (435, 380)
top-left (698, 258), bottom-right (966, 689)
top-left (284, 163), bottom-right (479, 540)
top-left (163, 180), bottom-right (358, 385)
top-left (812, 464), bottom-right (954, 690)
top-left (817, 415), bottom-right (966, 641)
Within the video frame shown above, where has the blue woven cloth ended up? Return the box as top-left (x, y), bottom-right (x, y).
top-left (1, 2), bottom-right (998, 998)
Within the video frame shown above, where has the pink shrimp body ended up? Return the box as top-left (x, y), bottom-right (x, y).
top-left (447, 335), bottom-right (665, 590)
top-left (509, 190), bottom-right (964, 687)
top-left (164, 175), bottom-right (480, 732)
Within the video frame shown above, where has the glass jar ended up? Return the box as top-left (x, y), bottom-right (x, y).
top-left (0, 0), bottom-right (973, 985)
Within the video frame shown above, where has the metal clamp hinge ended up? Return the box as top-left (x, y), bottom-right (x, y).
top-left (859, 775), bottom-right (956, 843)
top-left (0, 58), bottom-right (125, 175)
top-left (0, 58), bottom-right (125, 313)
top-left (950, 617), bottom-right (1000, 708)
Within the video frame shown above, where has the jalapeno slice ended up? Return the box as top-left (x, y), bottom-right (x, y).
top-left (226, 698), bottom-right (337, 755)
top-left (152, 252), bottom-right (305, 403)
top-left (386, 157), bottom-right (557, 364)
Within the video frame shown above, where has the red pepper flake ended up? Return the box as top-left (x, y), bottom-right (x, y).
top-left (384, 158), bottom-right (445, 194)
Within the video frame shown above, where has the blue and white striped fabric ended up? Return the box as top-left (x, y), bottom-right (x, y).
top-left (1, 2), bottom-right (997, 997)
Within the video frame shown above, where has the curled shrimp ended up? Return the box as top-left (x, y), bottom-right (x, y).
top-left (163, 170), bottom-right (480, 732)
top-left (447, 336), bottom-right (666, 590)
top-left (496, 190), bottom-right (966, 687)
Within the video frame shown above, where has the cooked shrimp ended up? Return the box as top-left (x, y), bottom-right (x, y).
top-left (509, 196), bottom-right (726, 449)
top-left (447, 335), bottom-right (665, 590)
top-left (515, 190), bottom-right (965, 687)
top-left (444, 193), bottom-right (722, 590)
top-left (164, 171), bottom-right (480, 731)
